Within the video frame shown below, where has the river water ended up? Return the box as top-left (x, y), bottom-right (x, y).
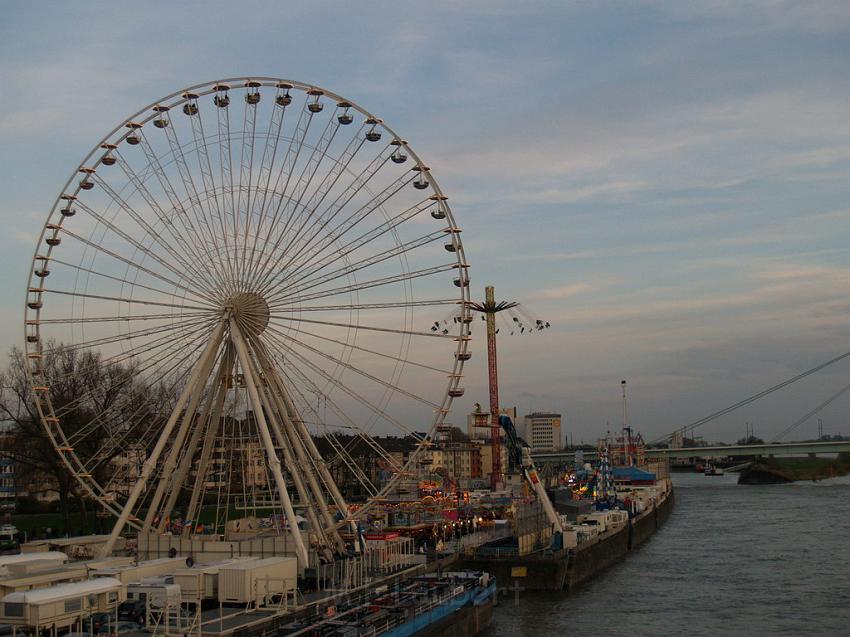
top-left (487, 471), bottom-right (850, 636)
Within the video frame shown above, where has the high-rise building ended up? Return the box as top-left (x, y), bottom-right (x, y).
top-left (522, 412), bottom-right (562, 452)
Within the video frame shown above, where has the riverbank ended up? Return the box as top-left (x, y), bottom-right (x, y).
top-left (738, 453), bottom-right (850, 484)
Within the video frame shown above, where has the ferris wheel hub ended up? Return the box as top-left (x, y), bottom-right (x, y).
top-left (225, 291), bottom-right (270, 336)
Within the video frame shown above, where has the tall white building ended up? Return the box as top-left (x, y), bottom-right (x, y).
top-left (522, 412), bottom-right (562, 452)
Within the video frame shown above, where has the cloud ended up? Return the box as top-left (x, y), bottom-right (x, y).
top-left (529, 282), bottom-right (593, 301)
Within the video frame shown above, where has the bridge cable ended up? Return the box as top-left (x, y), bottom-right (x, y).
top-left (654, 348), bottom-right (850, 443)
top-left (771, 379), bottom-right (850, 442)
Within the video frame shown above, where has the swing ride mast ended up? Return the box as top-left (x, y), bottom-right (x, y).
top-left (468, 286), bottom-right (518, 490)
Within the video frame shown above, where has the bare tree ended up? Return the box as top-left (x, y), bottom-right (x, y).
top-left (0, 343), bottom-right (164, 533)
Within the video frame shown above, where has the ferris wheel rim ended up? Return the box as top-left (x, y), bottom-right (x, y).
top-left (23, 76), bottom-right (473, 530)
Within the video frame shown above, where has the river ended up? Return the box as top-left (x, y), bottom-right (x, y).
top-left (487, 471), bottom-right (850, 636)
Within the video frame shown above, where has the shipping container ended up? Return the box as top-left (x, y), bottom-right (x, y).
top-left (217, 557), bottom-right (297, 605)
top-left (172, 558), bottom-right (259, 601)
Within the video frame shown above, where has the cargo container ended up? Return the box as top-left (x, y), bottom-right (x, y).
top-left (217, 557), bottom-right (297, 605)
top-left (172, 558), bottom-right (258, 601)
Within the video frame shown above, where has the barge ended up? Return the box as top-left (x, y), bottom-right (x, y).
top-left (459, 477), bottom-right (674, 591)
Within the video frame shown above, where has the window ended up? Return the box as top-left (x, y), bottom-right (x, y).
top-left (5, 603), bottom-right (23, 617)
top-left (108, 592), bottom-right (118, 603)
top-left (65, 598), bottom-right (82, 613)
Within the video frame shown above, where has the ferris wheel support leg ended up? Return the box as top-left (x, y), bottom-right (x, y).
top-left (246, 351), bottom-right (329, 553)
top-left (142, 329), bottom-right (226, 534)
top-left (184, 344), bottom-right (234, 534)
top-left (268, 367), bottom-right (353, 520)
top-left (229, 317), bottom-right (310, 569)
top-left (99, 319), bottom-right (227, 559)
top-left (252, 341), bottom-right (346, 554)
top-left (161, 344), bottom-right (235, 532)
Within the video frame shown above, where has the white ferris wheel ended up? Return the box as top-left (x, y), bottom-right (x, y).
top-left (23, 77), bottom-right (472, 565)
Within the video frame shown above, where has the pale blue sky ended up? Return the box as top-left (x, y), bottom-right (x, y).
top-left (3, 1), bottom-right (850, 442)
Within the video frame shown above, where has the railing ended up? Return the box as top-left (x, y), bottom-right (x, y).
top-left (473, 545), bottom-right (519, 558)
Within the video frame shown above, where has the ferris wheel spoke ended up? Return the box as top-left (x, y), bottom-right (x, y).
top-left (216, 92), bottom-right (239, 289)
top-left (252, 129), bottom-right (370, 291)
top-left (253, 93), bottom-right (315, 276)
top-left (301, 123), bottom-right (369, 215)
top-left (46, 254), bottom-right (215, 307)
top-left (270, 357), bottom-right (383, 496)
top-left (273, 262), bottom-right (458, 307)
top-left (53, 224), bottom-right (219, 306)
top-left (262, 324), bottom-right (440, 409)
top-left (271, 298), bottom-right (458, 314)
top-left (36, 321), bottom-right (216, 405)
top-left (255, 152), bottom-right (400, 294)
top-left (260, 333), bottom-right (428, 440)
top-left (159, 109), bottom-right (235, 292)
top-left (253, 145), bottom-right (393, 294)
top-left (268, 314), bottom-right (455, 340)
top-left (36, 310), bottom-right (211, 325)
top-left (88, 170), bottom-right (221, 298)
top-left (37, 315), bottom-right (214, 355)
top-left (186, 99), bottom-right (238, 289)
top-left (64, 322), bottom-right (220, 453)
top-left (265, 321), bottom-right (452, 374)
top-left (41, 288), bottom-right (211, 312)
top-left (134, 130), bottom-right (230, 291)
top-left (67, 336), bottom-right (214, 461)
top-left (54, 320), bottom-right (218, 426)
top-left (249, 113), bottom-right (342, 285)
top-left (68, 199), bottom-right (219, 303)
top-left (278, 369), bottom-right (403, 478)
top-left (268, 228), bottom-right (445, 306)
top-left (237, 88), bottom-right (261, 287)
top-left (245, 90), bottom-right (290, 286)
top-left (272, 197), bottom-right (438, 295)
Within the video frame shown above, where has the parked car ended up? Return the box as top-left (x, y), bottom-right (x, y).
top-left (117, 600), bottom-right (146, 625)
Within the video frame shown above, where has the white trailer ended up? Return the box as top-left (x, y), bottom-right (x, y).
top-left (0, 553), bottom-right (68, 578)
top-left (90, 557), bottom-right (184, 584)
top-left (217, 557), bottom-right (297, 605)
top-left (172, 558), bottom-right (259, 601)
top-left (0, 576), bottom-right (124, 635)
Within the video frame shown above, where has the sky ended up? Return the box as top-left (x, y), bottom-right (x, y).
top-left (2, 0), bottom-right (850, 444)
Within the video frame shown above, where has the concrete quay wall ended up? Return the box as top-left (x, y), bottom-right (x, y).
top-left (631, 487), bottom-right (675, 548)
